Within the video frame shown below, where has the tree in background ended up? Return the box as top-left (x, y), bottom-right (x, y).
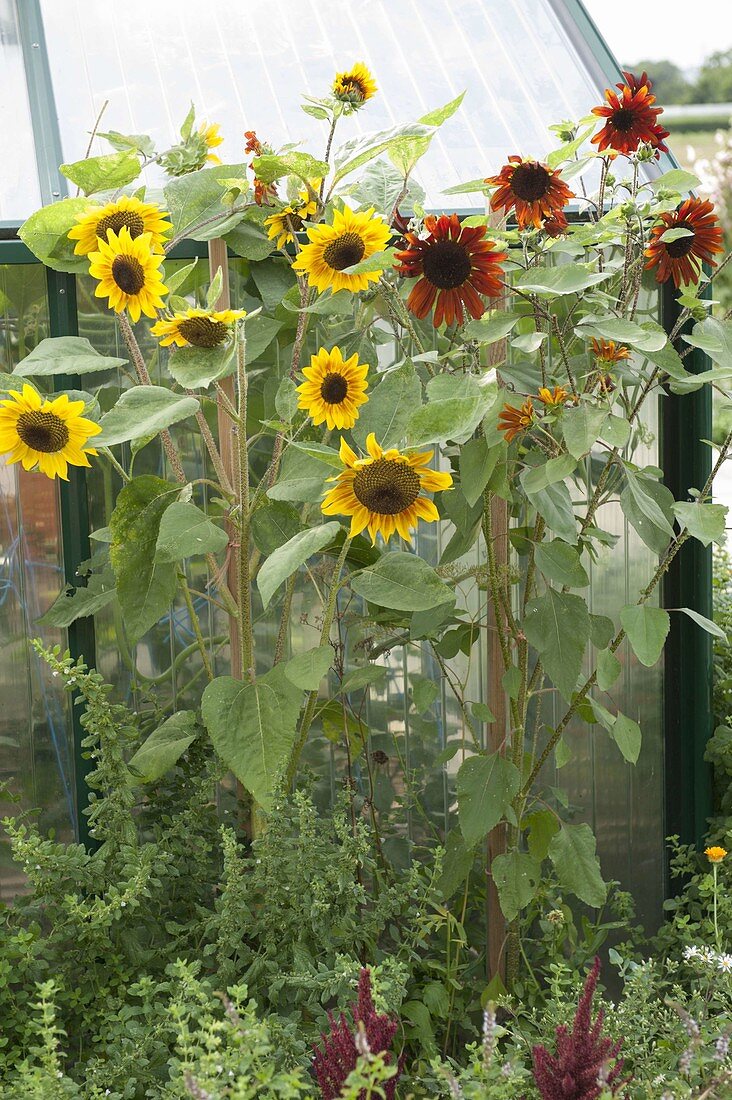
top-left (622, 58), bottom-right (692, 103)
top-left (695, 49), bottom-right (732, 104)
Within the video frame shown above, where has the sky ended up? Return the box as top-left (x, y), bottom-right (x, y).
top-left (584, 0), bottom-right (732, 71)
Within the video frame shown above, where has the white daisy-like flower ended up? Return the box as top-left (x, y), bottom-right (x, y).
top-left (700, 946), bottom-right (717, 964)
top-left (683, 945), bottom-right (702, 960)
top-left (716, 953), bottom-right (732, 973)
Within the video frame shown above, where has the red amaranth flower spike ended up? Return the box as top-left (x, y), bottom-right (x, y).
top-left (312, 968), bottom-right (404, 1100)
top-left (532, 958), bottom-right (631, 1099)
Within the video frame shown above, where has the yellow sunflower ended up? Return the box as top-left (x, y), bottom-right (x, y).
top-left (322, 433), bottom-right (452, 544)
top-left (297, 346), bottom-right (369, 430)
top-left (199, 121), bottom-right (224, 164)
top-left (333, 62), bottom-right (377, 108)
top-left (293, 205), bottom-right (390, 294)
top-left (151, 307), bottom-right (246, 348)
top-left (0, 384), bottom-right (101, 480)
top-left (68, 195), bottom-right (172, 256)
top-left (265, 187), bottom-right (319, 250)
top-left (88, 227), bottom-right (168, 322)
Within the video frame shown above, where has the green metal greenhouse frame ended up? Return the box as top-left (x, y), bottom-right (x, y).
top-left (0, 0), bottom-right (715, 874)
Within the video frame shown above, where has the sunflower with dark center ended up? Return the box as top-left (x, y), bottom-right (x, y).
top-left (498, 398), bottom-right (534, 443)
top-left (0, 384), bottom-right (101, 480)
top-left (332, 62), bottom-right (377, 108)
top-left (265, 186), bottom-right (319, 250)
top-left (297, 346), bottom-right (369, 431)
top-left (151, 307), bottom-right (246, 349)
top-left (88, 227), bottom-right (168, 322)
top-left (293, 205), bottom-right (390, 294)
top-left (68, 195), bottom-right (172, 256)
top-left (322, 433), bottom-right (452, 544)
top-left (591, 338), bottom-right (631, 364)
top-left (591, 74), bottom-right (668, 156)
top-left (487, 157), bottom-right (574, 230)
top-left (645, 197), bottom-right (724, 287)
top-left (395, 213), bottom-right (507, 327)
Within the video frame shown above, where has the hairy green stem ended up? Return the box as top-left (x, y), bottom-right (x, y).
top-left (235, 333), bottom-right (254, 682)
top-left (178, 572), bottom-right (214, 682)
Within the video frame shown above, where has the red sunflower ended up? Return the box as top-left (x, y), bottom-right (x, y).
top-left (487, 157), bottom-right (574, 230)
top-left (591, 74), bottom-right (668, 156)
top-left (645, 197), bottom-right (724, 287)
top-left (394, 214), bottom-right (507, 327)
top-left (542, 211), bottom-right (569, 238)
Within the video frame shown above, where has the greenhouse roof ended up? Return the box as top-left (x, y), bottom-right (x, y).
top-left (3, 0), bottom-right (677, 223)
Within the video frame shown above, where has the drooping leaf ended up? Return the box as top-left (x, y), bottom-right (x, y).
top-left (596, 648), bottom-right (622, 691)
top-left (164, 162), bottom-right (250, 241)
top-left (13, 336), bottom-right (127, 377)
top-left (462, 310), bottom-right (520, 344)
top-left (526, 809), bottom-right (561, 861)
top-left (437, 830), bottom-right (476, 901)
top-left (523, 589), bottom-right (590, 701)
top-left (250, 151), bottom-right (329, 185)
top-left (408, 374), bottom-right (495, 447)
top-left (590, 613), bottom-right (615, 650)
top-left (201, 667), bottom-right (303, 810)
top-left (155, 502), bottom-right (228, 563)
top-left (127, 711), bottom-right (198, 783)
top-left (284, 646), bottom-right (334, 690)
top-left (352, 361), bottom-right (422, 449)
top-left (520, 454), bottom-right (576, 495)
top-left (257, 522), bottom-right (341, 608)
top-left (60, 151), bottom-right (141, 195)
top-left (37, 564), bottom-right (116, 627)
top-left (18, 197), bottom-right (91, 273)
top-left (561, 404), bottom-right (609, 460)
top-left (250, 500), bottom-right (302, 556)
top-left (459, 436), bottom-right (503, 507)
top-left (166, 344), bottom-right (236, 389)
top-left (525, 479), bottom-right (578, 545)
top-left (96, 387), bottom-right (199, 446)
top-left (548, 823), bottom-right (607, 907)
top-left (411, 676), bottom-right (440, 714)
top-left (611, 712), bottom-right (642, 764)
top-left (676, 606), bottom-right (727, 641)
top-left (515, 264), bottom-right (612, 297)
top-left (267, 447), bottom-right (333, 503)
top-left (109, 476), bottom-right (179, 642)
top-left (620, 604), bottom-right (670, 667)
top-left (576, 315), bottom-right (667, 352)
top-left (620, 468), bottom-right (675, 554)
top-left (351, 552), bottom-right (452, 612)
top-left (682, 318), bottom-right (732, 373)
top-left (492, 851), bottom-right (542, 921)
top-left (649, 168), bottom-right (701, 193)
top-left (672, 501), bottom-right (727, 547)
top-left (534, 540), bottom-right (589, 588)
top-left (440, 486), bottom-right (482, 565)
top-left (332, 122), bottom-right (435, 185)
top-left (457, 753), bottom-right (521, 846)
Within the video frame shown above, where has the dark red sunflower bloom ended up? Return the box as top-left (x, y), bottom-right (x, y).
top-left (618, 70), bottom-right (653, 94)
top-left (591, 76), bottom-right (668, 156)
top-left (542, 211), bottom-right (569, 238)
top-left (487, 157), bottom-right (574, 230)
top-left (394, 214), bottom-right (507, 327)
top-left (645, 197), bottom-right (724, 287)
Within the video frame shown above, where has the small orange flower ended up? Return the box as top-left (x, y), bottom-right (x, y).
top-left (244, 130), bottom-right (263, 155)
top-left (705, 846), bottom-right (727, 864)
top-left (645, 197), bottom-right (724, 288)
top-left (591, 338), bottom-right (631, 364)
top-left (542, 212), bottom-right (569, 238)
top-left (537, 386), bottom-right (568, 407)
top-left (498, 398), bottom-right (534, 442)
top-left (487, 157), bottom-right (574, 230)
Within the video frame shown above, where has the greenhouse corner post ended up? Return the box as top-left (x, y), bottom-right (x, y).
top-left (46, 268), bottom-right (97, 850)
top-left (661, 280), bottom-right (713, 859)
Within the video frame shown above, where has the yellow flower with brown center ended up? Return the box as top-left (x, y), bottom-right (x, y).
top-left (265, 187), bottom-right (319, 250)
top-left (333, 62), bottom-right (377, 108)
top-left (0, 384), bottom-right (101, 480)
top-left (199, 121), bottom-right (224, 164)
top-left (537, 385), bottom-right (568, 407)
top-left (150, 307), bottom-right (246, 349)
top-left (322, 433), bottom-right (452, 544)
top-left (293, 205), bottom-right (390, 294)
top-left (591, 338), bottom-right (631, 364)
top-left (297, 346), bottom-right (369, 430)
top-left (498, 398), bottom-right (534, 442)
top-left (87, 227), bottom-right (168, 323)
top-left (706, 846), bottom-right (727, 864)
top-left (68, 195), bottom-right (172, 257)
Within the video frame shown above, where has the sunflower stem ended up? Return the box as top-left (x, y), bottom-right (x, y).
top-left (118, 312), bottom-right (187, 484)
top-left (101, 448), bottom-right (130, 482)
top-left (266, 277), bottom-right (311, 488)
top-left (178, 571), bottom-right (214, 683)
top-left (378, 276), bottom-right (429, 361)
top-left (235, 329), bottom-right (254, 683)
top-left (286, 535), bottom-right (352, 787)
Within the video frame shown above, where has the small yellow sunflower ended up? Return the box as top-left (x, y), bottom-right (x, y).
top-left (0, 384), bottom-right (101, 480)
top-left (199, 121), bottom-right (224, 164)
top-left (297, 346), bottom-right (369, 430)
top-left (265, 187), bottom-right (319, 250)
top-left (322, 433), bottom-right (452, 544)
top-left (706, 846), bottom-right (727, 864)
top-left (333, 62), bottom-right (377, 107)
top-left (68, 195), bottom-right (172, 256)
top-left (88, 227), bottom-right (168, 322)
top-left (150, 307), bottom-right (246, 348)
top-left (293, 205), bottom-right (390, 294)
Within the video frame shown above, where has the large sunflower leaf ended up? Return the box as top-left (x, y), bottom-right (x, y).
top-left (457, 753), bottom-right (521, 846)
top-left (515, 264), bottom-right (613, 297)
top-left (96, 386), bottom-right (199, 446)
top-left (60, 151), bottom-right (141, 196)
top-left (523, 588), bottom-right (590, 701)
top-left (257, 522), bottom-right (341, 608)
top-left (548, 823), bottom-right (607, 907)
top-left (13, 336), bottom-right (127, 377)
top-left (352, 361), bottom-right (422, 449)
top-left (332, 123), bottom-right (435, 185)
top-left (18, 197), bottom-right (95, 274)
top-left (351, 552), bottom-right (452, 612)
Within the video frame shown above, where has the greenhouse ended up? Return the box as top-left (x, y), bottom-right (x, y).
top-left (1, 0), bottom-right (731, 1096)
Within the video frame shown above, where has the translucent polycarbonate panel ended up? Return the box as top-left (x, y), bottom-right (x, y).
top-left (0, 1), bottom-right (43, 220)
top-left (0, 263), bottom-right (75, 900)
top-left (40, 0), bottom-right (604, 210)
